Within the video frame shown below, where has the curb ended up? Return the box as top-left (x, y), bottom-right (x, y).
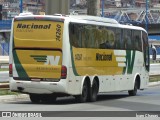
top-left (148, 81), bottom-right (160, 87)
top-left (0, 94), bottom-right (29, 102)
top-left (0, 83), bottom-right (9, 89)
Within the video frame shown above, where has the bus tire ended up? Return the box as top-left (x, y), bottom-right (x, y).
top-left (41, 94), bottom-right (57, 103)
top-left (75, 81), bottom-right (88, 103)
top-left (89, 80), bottom-right (99, 102)
top-left (128, 80), bottom-right (138, 96)
top-left (47, 96), bottom-right (57, 103)
top-left (29, 94), bottom-right (41, 103)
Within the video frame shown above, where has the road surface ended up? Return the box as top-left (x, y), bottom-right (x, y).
top-left (0, 71), bottom-right (9, 82)
top-left (0, 85), bottom-right (160, 116)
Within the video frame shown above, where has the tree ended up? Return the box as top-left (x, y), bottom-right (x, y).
top-left (87, 0), bottom-right (100, 16)
top-left (0, 5), bottom-right (2, 20)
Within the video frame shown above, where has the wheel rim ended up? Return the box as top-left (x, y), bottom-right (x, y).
top-left (30, 94), bottom-right (41, 103)
top-left (92, 81), bottom-right (98, 99)
top-left (82, 83), bottom-right (88, 100)
top-left (134, 81), bottom-right (138, 93)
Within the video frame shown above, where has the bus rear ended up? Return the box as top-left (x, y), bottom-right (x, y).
top-left (9, 15), bottom-right (67, 102)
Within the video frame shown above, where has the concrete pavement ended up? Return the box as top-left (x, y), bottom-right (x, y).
top-left (0, 56), bottom-right (9, 68)
top-left (0, 94), bottom-right (29, 103)
top-left (148, 81), bottom-right (160, 87)
top-left (0, 82), bottom-right (160, 103)
top-left (150, 64), bottom-right (160, 75)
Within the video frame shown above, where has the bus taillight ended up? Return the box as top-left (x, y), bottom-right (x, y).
top-left (9, 64), bottom-right (13, 77)
top-left (61, 65), bottom-right (67, 79)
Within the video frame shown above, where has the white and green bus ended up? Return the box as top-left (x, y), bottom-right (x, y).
top-left (9, 14), bottom-right (150, 103)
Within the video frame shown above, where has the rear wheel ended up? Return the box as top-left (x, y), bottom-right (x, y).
top-left (29, 94), bottom-right (41, 103)
top-left (41, 95), bottom-right (57, 103)
top-left (75, 81), bottom-right (89, 103)
top-left (128, 80), bottom-right (138, 96)
top-left (89, 80), bottom-right (99, 102)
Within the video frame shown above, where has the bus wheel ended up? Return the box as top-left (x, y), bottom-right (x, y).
top-left (128, 80), bottom-right (138, 96)
top-left (75, 81), bottom-right (88, 103)
top-left (46, 96), bottom-right (57, 103)
top-left (29, 94), bottom-right (41, 103)
top-left (89, 80), bottom-right (99, 102)
top-left (41, 95), bottom-right (57, 103)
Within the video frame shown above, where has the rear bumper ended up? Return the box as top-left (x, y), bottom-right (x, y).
top-left (9, 78), bottom-right (67, 94)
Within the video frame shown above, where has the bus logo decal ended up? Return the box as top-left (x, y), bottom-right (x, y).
top-left (31, 55), bottom-right (60, 65)
top-left (45, 56), bottom-right (60, 65)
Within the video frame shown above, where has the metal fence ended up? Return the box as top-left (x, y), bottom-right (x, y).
top-left (0, 20), bottom-right (11, 56)
top-left (0, 42), bottom-right (9, 56)
top-left (0, 20), bottom-right (12, 30)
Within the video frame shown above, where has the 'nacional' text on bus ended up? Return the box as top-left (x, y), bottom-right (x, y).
top-left (96, 53), bottom-right (112, 61)
top-left (17, 23), bottom-right (51, 29)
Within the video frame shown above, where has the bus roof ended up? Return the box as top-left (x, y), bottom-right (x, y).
top-left (15, 14), bottom-right (118, 24)
top-left (119, 23), bottom-right (147, 33)
top-left (14, 14), bottom-right (147, 33)
top-left (68, 15), bottom-right (119, 24)
top-left (67, 15), bottom-right (147, 33)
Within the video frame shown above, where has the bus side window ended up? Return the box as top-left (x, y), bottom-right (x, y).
top-left (133, 30), bottom-right (142, 51)
top-left (69, 23), bottom-right (75, 47)
top-left (69, 23), bottom-right (81, 48)
top-left (86, 25), bottom-right (95, 48)
top-left (137, 35), bottom-right (142, 51)
top-left (135, 36), bottom-right (139, 50)
top-left (143, 31), bottom-right (149, 70)
top-left (70, 24), bottom-right (75, 34)
top-left (110, 33), bottom-right (115, 49)
top-left (73, 24), bottom-right (80, 47)
top-left (100, 27), bottom-right (116, 49)
top-left (115, 29), bottom-right (121, 49)
top-left (122, 29), bottom-right (131, 50)
top-left (122, 29), bottom-right (127, 49)
top-left (120, 30), bottom-right (123, 49)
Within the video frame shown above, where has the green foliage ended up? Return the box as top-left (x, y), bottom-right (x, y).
top-left (0, 68), bottom-right (9, 71)
top-left (149, 75), bottom-right (160, 82)
top-left (0, 89), bottom-right (18, 96)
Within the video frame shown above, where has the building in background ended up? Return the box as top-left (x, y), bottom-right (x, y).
top-left (1, 0), bottom-right (19, 20)
top-left (152, 0), bottom-right (160, 8)
top-left (23, 0), bottom-right (45, 14)
top-left (70, 0), bottom-right (87, 9)
top-left (0, 0), bottom-right (160, 20)
top-left (0, 0), bottom-right (45, 20)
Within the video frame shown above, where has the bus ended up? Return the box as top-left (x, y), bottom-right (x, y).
top-left (9, 14), bottom-right (150, 103)
top-left (0, 29), bottom-right (10, 55)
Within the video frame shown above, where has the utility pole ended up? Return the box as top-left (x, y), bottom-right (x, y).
top-left (101, 0), bottom-right (105, 17)
top-left (20, 0), bottom-right (23, 13)
top-left (87, 0), bottom-right (100, 16)
top-left (45, 0), bottom-right (70, 15)
top-left (0, 5), bottom-right (2, 20)
top-left (145, 0), bottom-right (149, 32)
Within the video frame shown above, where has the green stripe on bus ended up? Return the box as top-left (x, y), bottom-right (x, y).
top-left (13, 50), bottom-right (29, 80)
top-left (127, 50), bottom-right (135, 74)
top-left (123, 50), bottom-right (135, 74)
top-left (30, 55), bottom-right (47, 61)
top-left (70, 47), bottom-right (79, 76)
